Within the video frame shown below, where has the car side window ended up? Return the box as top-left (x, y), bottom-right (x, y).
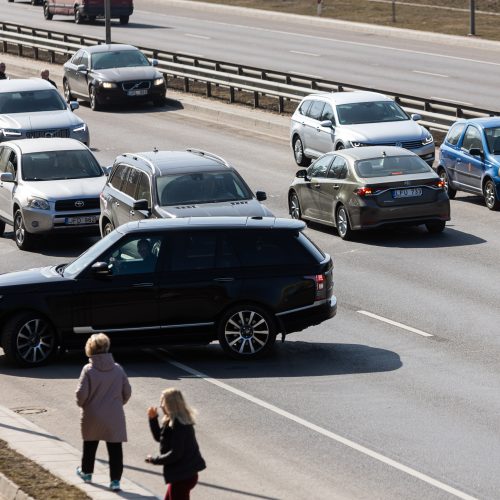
top-left (321, 103), bottom-right (335, 124)
top-left (71, 50), bottom-right (83, 65)
top-left (328, 156), bottom-right (348, 179)
top-left (79, 52), bottom-right (90, 69)
top-left (307, 100), bottom-right (325, 121)
top-left (136, 172), bottom-right (152, 203)
top-left (446, 123), bottom-right (465, 146)
top-left (308, 155), bottom-right (333, 178)
top-left (0, 147), bottom-right (9, 173)
top-left (170, 232), bottom-right (217, 271)
top-left (298, 100), bottom-right (312, 116)
top-left (461, 126), bottom-right (483, 152)
top-left (108, 164), bottom-right (129, 191)
top-left (122, 167), bottom-right (140, 198)
top-left (5, 151), bottom-right (17, 178)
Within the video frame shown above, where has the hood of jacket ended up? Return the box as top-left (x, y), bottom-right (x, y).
top-left (90, 353), bottom-right (116, 371)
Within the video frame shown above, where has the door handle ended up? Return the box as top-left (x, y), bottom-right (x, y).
top-left (114, 201), bottom-right (120, 206)
top-left (129, 210), bottom-right (135, 215)
top-left (333, 184), bottom-right (340, 190)
top-left (312, 183), bottom-right (321, 189)
top-left (213, 277), bottom-right (234, 282)
top-left (132, 283), bottom-right (153, 287)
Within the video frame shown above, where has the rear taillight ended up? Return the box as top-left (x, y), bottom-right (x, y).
top-left (437, 179), bottom-right (445, 189)
top-left (355, 186), bottom-right (373, 196)
top-left (306, 274), bottom-right (327, 301)
top-left (426, 179), bottom-right (445, 189)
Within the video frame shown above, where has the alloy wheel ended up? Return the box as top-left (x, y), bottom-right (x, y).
top-left (484, 180), bottom-right (500, 210)
top-left (16, 318), bottom-right (56, 365)
top-left (289, 193), bottom-right (302, 220)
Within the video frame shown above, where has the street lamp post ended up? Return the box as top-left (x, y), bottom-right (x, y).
top-left (105, 0), bottom-right (111, 43)
top-left (469, 0), bottom-right (476, 36)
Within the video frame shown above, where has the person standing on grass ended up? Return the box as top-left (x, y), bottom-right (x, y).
top-left (75, 333), bottom-right (131, 492)
top-left (145, 388), bottom-right (206, 500)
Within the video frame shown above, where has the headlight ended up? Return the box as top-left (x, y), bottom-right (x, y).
top-left (351, 141), bottom-right (364, 147)
top-left (422, 135), bottom-right (434, 145)
top-left (101, 82), bottom-right (117, 89)
top-left (153, 77), bottom-right (165, 86)
top-left (27, 197), bottom-right (50, 210)
top-left (1, 129), bottom-right (22, 137)
top-left (73, 123), bottom-right (87, 133)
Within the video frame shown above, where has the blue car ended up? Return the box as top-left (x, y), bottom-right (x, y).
top-left (437, 117), bottom-right (500, 210)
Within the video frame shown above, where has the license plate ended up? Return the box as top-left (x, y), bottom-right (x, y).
top-left (127, 89), bottom-right (148, 96)
top-left (65, 216), bottom-right (98, 225)
top-left (392, 188), bottom-right (422, 199)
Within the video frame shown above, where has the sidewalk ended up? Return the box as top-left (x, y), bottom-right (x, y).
top-left (0, 405), bottom-right (159, 500)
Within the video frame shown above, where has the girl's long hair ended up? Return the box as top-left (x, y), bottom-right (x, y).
top-left (160, 388), bottom-right (196, 428)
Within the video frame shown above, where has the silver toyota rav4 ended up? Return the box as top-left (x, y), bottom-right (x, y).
top-left (0, 138), bottom-right (107, 250)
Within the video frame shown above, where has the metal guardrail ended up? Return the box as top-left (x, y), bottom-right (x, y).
top-left (1, 21), bottom-right (500, 134)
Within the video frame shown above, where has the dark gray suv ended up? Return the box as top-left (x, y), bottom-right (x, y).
top-left (99, 149), bottom-right (272, 237)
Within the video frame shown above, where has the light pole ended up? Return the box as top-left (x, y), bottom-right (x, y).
top-left (392, 0), bottom-right (396, 23)
top-left (105, 0), bottom-right (111, 43)
top-left (469, 0), bottom-right (476, 36)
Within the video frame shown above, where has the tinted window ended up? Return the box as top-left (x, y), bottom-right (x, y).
top-left (336, 100), bottom-right (408, 125)
top-left (298, 100), bottom-right (312, 116)
top-left (79, 52), bottom-right (90, 68)
top-left (0, 89), bottom-right (67, 113)
top-left (462, 126), bottom-right (483, 151)
top-left (109, 164), bottom-right (128, 191)
top-left (297, 232), bottom-right (325, 262)
top-left (321, 103), bottom-right (335, 123)
top-left (328, 156), bottom-right (348, 179)
top-left (0, 147), bottom-right (11, 173)
top-left (484, 126), bottom-right (500, 154)
top-left (308, 155), bottom-right (333, 178)
top-left (71, 50), bottom-right (83, 65)
top-left (136, 172), bottom-right (152, 203)
top-left (308, 100), bottom-right (325, 120)
top-left (170, 232), bottom-right (217, 271)
top-left (92, 50), bottom-right (150, 70)
top-left (355, 155), bottom-right (431, 177)
top-left (122, 167), bottom-right (141, 198)
top-left (446, 123), bottom-right (465, 146)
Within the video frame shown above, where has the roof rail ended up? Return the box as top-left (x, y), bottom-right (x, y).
top-left (186, 148), bottom-right (230, 168)
top-left (121, 152), bottom-right (161, 175)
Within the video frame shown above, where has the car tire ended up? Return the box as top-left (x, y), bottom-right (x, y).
top-left (102, 219), bottom-right (114, 237)
top-left (336, 205), bottom-right (353, 240)
top-left (426, 220), bottom-right (446, 234)
top-left (0, 220), bottom-right (5, 236)
top-left (289, 192), bottom-right (302, 220)
top-left (119, 15), bottom-right (129, 25)
top-left (43, 3), bottom-right (53, 19)
top-left (63, 79), bottom-right (74, 103)
top-left (336, 143), bottom-right (345, 150)
top-left (293, 137), bottom-right (310, 167)
top-left (218, 304), bottom-right (277, 359)
top-left (89, 86), bottom-right (101, 111)
top-left (2, 312), bottom-right (58, 367)
top-left (14, 210), bottom-right (35, 251)
top-left (88, 15), bottom-right (96, 23)
top-left (74, 8), bottom-right (83, 23)
top-left (438, 168), bottom-right (456, 199)
top-left (483, 179), bottom-right (500, 210)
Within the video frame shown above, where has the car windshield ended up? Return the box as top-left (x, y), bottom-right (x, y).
top-left (336, 101), bottom-right (409, 125)
top-left (484, 127), bottom-right (500, 154)
top-left (156, 171), bottom-right (253, 206)
top-left (22, 150), bottom-right (103, 181)
top-left (92, 50), bottom-right (150, 70)
top-left (0, 89), bottom-right (67, 113)
top-left (355, 155), bottom-right (431, 177)
top-left (64, 230), bottom-right (122, 278)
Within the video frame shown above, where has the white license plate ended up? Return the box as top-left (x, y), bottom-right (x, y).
top-left (392, 188), bottom-right (423, 199)
top-left (127, 89), bottom-right (148, 96)
top-left (65, 216), bottom-right (98, 225)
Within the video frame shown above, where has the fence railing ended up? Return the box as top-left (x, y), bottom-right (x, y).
top-left (1, 21), bottom-right (499, 133)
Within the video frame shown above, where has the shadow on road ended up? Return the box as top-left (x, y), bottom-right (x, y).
top-left (78, 97), bottom-right (183, 115)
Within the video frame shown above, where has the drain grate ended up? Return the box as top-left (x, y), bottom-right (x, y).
top-left (12, 407), bottom-right (47, 415)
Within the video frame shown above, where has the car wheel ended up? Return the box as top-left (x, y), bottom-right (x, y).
top-left (336, 143), bottom-right (345, 150)
top-left (14, 210), bottom-right (34, 251)
top-left (119, 15), bottom-right (129, 24)
top-left (74, 8), bottom-right (83, 23)
top-left (426, 221), bottom-right (446, 234)
top-left (103, 219), bottom-right (114, 237)
top-left (293, 137), bottom-right (310, 167)
top-left (0, 220), bottom-right (5, 236)
top-left (289, 192), bottom-right (302, 220)
top-left (88, 15), bottom-right (96, 22)
top-left (218, 304), bottom-right (277, 359)
top-left (89, 86), bottom-right (101, 111)
top-left (438, 168), bottom-right (456, 199)
top-left (2, 312), bottom-right (57, 367)
top-left (63, 79), bottom-right (74, 103)
top-left (43, 3), bottom-right (53, 19)
top-left (483, 180), bottom-right (500, 210)
top-left (336, 205), bottom-right (352, 240)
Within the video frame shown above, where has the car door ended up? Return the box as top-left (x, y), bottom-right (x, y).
top-left (301, 154), bottom-right (333, 220)
top-left (318, 155), bottom-right (349, 223)
top-left (65, 50), bottom-right (83, 96)
top-left (303, 100), bottom-right (325, 158)
top-left (111, 165), bottom-right (137, 228)
top-left (311, 102), bottom-right (336, 155)
top-left (457, 125), bottom-right (484, 192)
top-left (0, 146), bottom-right (17, 224)
top-left (73, 50), bottom-right (90, 97)
top-left (129, 171), bottom-right (153, 222)
top-left (72, 233), bottom-right (162, 340)
top-left (440, 122), bottom-right (465, 186)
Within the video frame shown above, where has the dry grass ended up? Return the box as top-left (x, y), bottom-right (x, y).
top-left (0, 439), bottom-right (89, 500)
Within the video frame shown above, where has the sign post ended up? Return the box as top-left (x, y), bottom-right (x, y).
top-left (469, 0), bottom-right (476, 35)
top-left (105, 0), bottom-right (111, 43)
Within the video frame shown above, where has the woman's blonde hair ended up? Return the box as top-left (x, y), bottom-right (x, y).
top-left (85, 333), bottom-right (110, 357)
top-left (160, 388), bottom-right (196, 427)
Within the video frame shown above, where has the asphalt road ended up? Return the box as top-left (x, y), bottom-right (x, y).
top-left (1, 0), bottom-right (500, 109)
top-left (0, 79), bottom-right (500, 498)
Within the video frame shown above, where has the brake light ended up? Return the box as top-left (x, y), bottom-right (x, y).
top-left (306, 274), bottom-right (327, 301)
top-left (355, 187), bottom-right (373, 196)
top-left (437, 179), bottom-right (445, 189)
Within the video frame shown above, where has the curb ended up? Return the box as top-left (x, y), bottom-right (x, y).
top-left (0, 472), bottom-right (35, 500)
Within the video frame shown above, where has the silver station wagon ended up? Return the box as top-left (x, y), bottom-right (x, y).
top-left (0, 138), bottom-right (107, 250)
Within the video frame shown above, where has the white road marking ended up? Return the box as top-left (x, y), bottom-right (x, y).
top-left (289, 50), bottom-right (321, 57)
top-left (430, 97), bottom-right (474, 106)
top-left (413, 70), bottom-right (448, 78)
top-left (157, 352), bottom-right (475, 500)
top-left (357, 310), bottom-right (434, 337)
top-left (184, 33), bottom-right (211, 40)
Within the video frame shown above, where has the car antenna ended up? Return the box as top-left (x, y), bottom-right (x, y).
top-left (153, 147), bottom-right (158, 153)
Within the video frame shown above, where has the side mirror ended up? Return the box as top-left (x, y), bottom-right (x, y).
top-left (70, 101), bottom-right (79, 111)
top-left (133, 199), bottom-right (150, 211)
top-left (151, 59), bottom-right (158, 67)
top-left (319, 120), bottom-right (333, 128)
top-left (0, 172), bottom-right (15, 183)
top-left (469, 147), bottom-right (483, 158)
top-left (295, 169), bottom-right (307, 179)
top-left (91, 261), bottom-right (110, 275)
top-left (411, 113), bottom-right (422, 121)
top-left (255, 191), bottom-right (267, 201)
top-left (102, 165), bottom-right (112, 176)
top-left (76, 64), bottom-right (87, 73)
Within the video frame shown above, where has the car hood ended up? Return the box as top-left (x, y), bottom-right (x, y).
top-left (340, 120), bottom-right (428, 142)
top-left (0, 110), bottom-right (83, 130)
top-left (24, 177), bottom-right (106, 201)
top-left (91, 66), bottom-right (160, 82)
top-left (156, 199), bottom-right (273, 218)
top-left (0, 266), bottom-right (64, 290)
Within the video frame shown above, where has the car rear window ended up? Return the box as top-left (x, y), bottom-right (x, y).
top-left (355, 155), bottom-right (431, 177)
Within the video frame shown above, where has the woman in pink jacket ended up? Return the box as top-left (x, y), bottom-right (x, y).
top-left (75, 333), bottom-right (132, 492)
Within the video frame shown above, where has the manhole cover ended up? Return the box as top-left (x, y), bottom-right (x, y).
top-left (12, 407), bottom-right (47, 415)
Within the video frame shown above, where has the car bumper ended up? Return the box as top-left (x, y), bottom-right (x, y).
top-left (78, 6), bottom-right (133, 17)
top-left (277, 295), bottom-right (337, 335)
top-left (95, 84), bottom-right (166, 103)
top-left (22, 208), bottom-right (100, 235)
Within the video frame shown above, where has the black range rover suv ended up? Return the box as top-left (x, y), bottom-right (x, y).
top-left (0, 217), bottom-right (337, 367)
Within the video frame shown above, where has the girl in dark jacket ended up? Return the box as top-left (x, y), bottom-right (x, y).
top-left (146, 388), bottom-right (206, 500)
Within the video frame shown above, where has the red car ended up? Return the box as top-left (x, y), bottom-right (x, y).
top-left (43, 0), bottom-right (133, 25)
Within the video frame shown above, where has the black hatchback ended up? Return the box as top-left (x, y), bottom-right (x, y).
top-left (0, 217), bottom-right (337, 367)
